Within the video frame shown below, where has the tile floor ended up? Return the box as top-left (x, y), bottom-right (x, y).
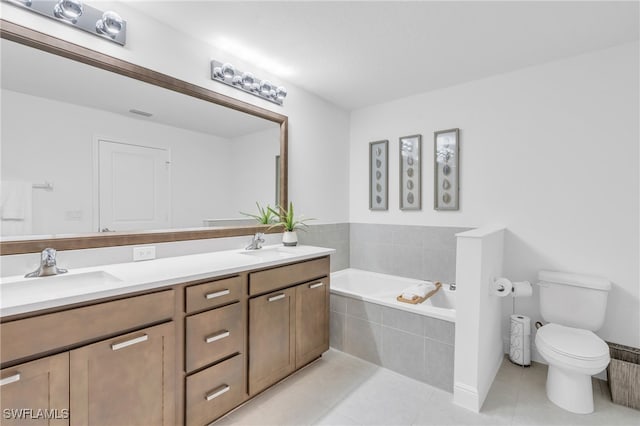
top-left (214, 349), bottom-right (638, 426)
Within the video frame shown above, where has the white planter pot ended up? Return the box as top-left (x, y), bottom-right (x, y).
top-left (282, 231), bottom-right (298, 247)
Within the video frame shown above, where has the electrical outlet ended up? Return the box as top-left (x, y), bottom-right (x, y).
top-left (133, 246), bottom-right (156, 261)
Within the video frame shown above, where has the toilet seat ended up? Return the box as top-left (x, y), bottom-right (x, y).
top-left (535, 324), bottom-right (610, 374)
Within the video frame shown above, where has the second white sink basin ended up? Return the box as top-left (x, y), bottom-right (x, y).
top-left (239, 246), bottom-right (298, 261)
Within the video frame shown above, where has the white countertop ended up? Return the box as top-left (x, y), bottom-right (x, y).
top-left (0, 245), bottom-right (335, 318)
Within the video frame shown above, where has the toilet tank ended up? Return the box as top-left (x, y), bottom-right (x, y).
top-left (538, 271), bottom-right (611, 331)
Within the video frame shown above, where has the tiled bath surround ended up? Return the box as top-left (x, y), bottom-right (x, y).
top-left (330, 293), bottom-right (456, 392)
top-left (349, 223), bottom-right (471, 283)
top-left (298, 223), bottom-right (350, 272)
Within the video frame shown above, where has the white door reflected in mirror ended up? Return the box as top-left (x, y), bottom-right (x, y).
top-left (98, 140), bottom-right (171, 232)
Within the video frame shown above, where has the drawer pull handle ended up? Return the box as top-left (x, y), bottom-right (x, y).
top-left (205, 330), bottom-right (230, 344)
top-left (268, 293), bottom-right (286, 302)
top-left (0, 373), bottom-right (20, 387)
top-left (205, 384), bottom-right (230, 401)
top-left (310, 282), bottom-right (324, 289)
top-left (205, 289), bottom-right (230, 299)
top-left (111, 334), bottom-right (148, 351)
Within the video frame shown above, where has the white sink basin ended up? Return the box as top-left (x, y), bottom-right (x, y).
top-left (0, 271), bottom-right (124, 304)
top-left (239, 246), bottom-right (298, 261)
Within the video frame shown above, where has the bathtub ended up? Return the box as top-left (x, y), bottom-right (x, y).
top-left (330, 268), bottom-right (456, 322)
top-left (329, 268), bottom-right (457, 391)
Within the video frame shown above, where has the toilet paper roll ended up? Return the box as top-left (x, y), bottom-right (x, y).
top-left (512, 281), bottom-right (533, 298)
top-left (509, 314), bottom-right (531, 366)
top-left (491, 278), bottom-right (513, 297)
top-left (510, 314), bottom-right (531, 335)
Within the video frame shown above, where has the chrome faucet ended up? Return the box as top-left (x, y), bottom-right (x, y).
top-left (25, 248), bottom-right (68, 278)
top-left (449, 283), bottom-right (456, 291)
top-left (245, 233), bottom-right (265, 250)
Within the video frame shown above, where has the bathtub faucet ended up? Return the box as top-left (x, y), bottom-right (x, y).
top-left (449, 283), bottom-right (456, 291)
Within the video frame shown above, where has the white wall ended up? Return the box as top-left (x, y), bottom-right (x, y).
top-left (454, 227), bottom-right (505, 412)
top-left (0, 1), bottom-right (350, 225)
top-left (230, 127), bottom-right (281, 213)
top-left (1, 89), bottom-right (235, 234)
top-left (350, 42), bottom-right (639, 350)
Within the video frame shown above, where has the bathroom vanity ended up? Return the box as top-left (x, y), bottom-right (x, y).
top-left (0, 246), bottom-right (333, 426)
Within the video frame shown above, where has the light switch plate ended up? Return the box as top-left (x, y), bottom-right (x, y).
top-left (133, 246), bottom-right (156, 261)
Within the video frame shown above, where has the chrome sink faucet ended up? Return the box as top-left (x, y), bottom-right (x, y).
top-left (25, 248), bottom-right (68, 278)
top-left (245, 233), bottom-right (265, 250)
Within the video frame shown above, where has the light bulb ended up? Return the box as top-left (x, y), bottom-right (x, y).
top-left (53, 0), bottom-right (83, 22)
top-left (241, 72), bottom-right (255, 89)
top-left (259, 80), bottom-right (273, 96)
top-left (221, 63), bottom-right (235, 80)
top-left (96, 11), bottom-right (124, 36)
top-left (276, 86), bottom-right (287, 100)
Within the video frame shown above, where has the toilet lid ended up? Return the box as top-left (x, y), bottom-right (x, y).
top-left (537, 324), bottom-right (609, 361)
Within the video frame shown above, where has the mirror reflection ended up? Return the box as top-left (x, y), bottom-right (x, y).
top-left (1, 39), bottom-right (281, 237)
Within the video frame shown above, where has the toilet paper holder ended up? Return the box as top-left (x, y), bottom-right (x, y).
top-left (490, 277), bottom-right (533, 298)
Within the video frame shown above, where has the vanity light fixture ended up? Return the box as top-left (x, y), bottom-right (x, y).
top-left (211, 60), bottom-right (287, 106)
top-left (3, 0), bottom-right (127, 45)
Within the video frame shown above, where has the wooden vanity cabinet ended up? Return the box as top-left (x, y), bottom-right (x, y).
top-left (183, 275), bottom-right (247, 426)
top-left (248, 257), bottom-right (330, 396)
top-left (0, 254), bottom-right (330, 426)
top-left (0, 290), bottom-right (175, 426)
top-left (0, 353), bottom-right (69, 426)
top-left (295, 278), bottom-right (330, 369)
top-left (248, 287), bottom-right (296, 395)
top-left (70, 322), bottom-right (175, 426)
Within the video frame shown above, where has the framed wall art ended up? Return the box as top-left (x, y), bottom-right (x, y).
top-left (399, 134), bottom-right (421, 210)
top-left (369, 140), bottom-right (388, 210)
top-left (434, 128), bottom-right (459, 210)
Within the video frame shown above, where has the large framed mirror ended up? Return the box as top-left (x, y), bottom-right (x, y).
top-left (0, 20), bottom-right (288, 255)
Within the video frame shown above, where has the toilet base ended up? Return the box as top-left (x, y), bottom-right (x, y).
top-left (546, 365), bottom-right (594, 414)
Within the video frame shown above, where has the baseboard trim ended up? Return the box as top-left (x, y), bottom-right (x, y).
top-left (453, 382), bottom-right (480, 412)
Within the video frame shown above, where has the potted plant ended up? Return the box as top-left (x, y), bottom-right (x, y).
top-left (268, 202), bottom-right (314, 246)
top-left (240, 202), bottom-right (277, 224)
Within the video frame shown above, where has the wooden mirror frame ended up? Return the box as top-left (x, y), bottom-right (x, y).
top-left (0, 20), bottom-right (288, 255)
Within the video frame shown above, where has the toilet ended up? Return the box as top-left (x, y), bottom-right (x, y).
top-left (535, 271), bottom-right (611, 414)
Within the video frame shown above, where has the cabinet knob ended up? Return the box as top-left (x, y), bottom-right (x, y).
top-left (309, 282), bottom-right (324, 289)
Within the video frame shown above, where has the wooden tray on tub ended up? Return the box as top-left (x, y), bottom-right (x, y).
top-left (397, 281), bottom-right (442, 305)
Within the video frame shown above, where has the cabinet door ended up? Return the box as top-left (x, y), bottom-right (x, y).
top-left (70, 322), bottom-right (175, 426)
top-left (248, 287), bottom-right (295, 395)
top-left (0, 353), bottom-right (69, 425)
top-left (295, 278), bottom-right (330, 369)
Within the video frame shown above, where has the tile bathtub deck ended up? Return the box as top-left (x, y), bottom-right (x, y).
top-left (214, 349), bottom-right (638, 426)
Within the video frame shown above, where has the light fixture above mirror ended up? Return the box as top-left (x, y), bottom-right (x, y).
top-left (3, 0), bottom-right (126, 45)
top-left (211, 60), bottom-right (287, 106)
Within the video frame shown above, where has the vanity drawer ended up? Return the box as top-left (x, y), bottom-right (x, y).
top-left (249, 256), bottom-right (329, 296)
top-left (0, 290), bottom-right (174, 366)
top-left (185, 353), bottom-right (244, 426)
top-left (185, 275), bottom-right (243, 314)
top-left (185, 302), bottom-right (243, 373)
